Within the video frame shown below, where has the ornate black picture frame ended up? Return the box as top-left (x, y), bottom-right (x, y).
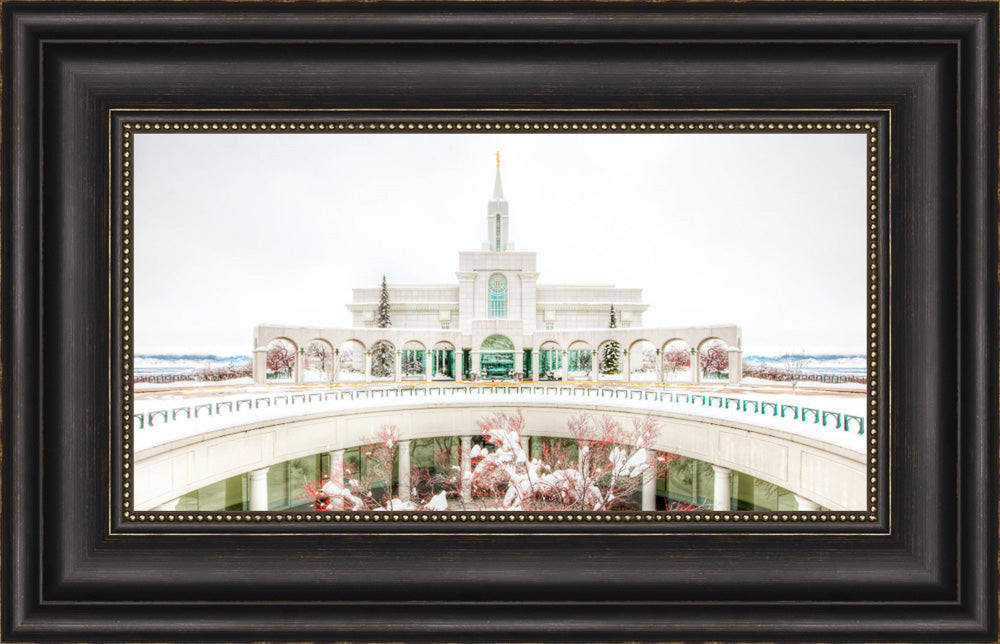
top-left (2, 2), bottom-right (997, 641)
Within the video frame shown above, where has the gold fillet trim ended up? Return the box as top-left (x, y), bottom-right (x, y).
top-left (115, 113), bottom-right (885, 534)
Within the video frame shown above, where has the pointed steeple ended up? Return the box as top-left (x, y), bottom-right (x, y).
top-left (492, 152), bottom-right (504, 200)
top-left (484, 153), bottom-right (511, 252)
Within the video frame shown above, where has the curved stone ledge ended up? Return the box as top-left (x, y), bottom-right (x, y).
top-left (134, 400), bottom-right (865, 511)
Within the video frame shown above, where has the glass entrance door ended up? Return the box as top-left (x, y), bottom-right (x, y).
top-left (480, 352), bottom-right (514, 378)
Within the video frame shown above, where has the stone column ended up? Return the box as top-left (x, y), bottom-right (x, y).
top-left (424, 350), bottom-right (432, 381)
top-left (152, 498), bottom-right (179, 511)
top-left (712, 466), bottom-right (731, 511)
top-left (249, 467), bottom-right (270, 511)
top-left (294, 348), bottom-right (304, 384)
top-left (394, 350), bottom-right (402, 383)
top-left (514, 349), bottom-right (523, 380)
top-left (642, 466), bottom-right (657, 511)
top-left (331, 349), bottom-right (340, 383)
top-left (655, 348), bottom-right (663, 384)
top-left (460, 436), bottom-right (472, 503)
top-left (590, 350), bottom-right (598, 381)
top-left (328, 449), bottom-right (345, 509)
top-left (398, 439), bottom-right (411, 502)
top-left (561, 351), bottom-right (569, 381)
top-left (624, 348), bottom-right (631, 383)
top-left (252, 347), bottom-right (268, 385)
top-left (363, 350), bottom-right (371, 383)
top-left (472, 350), bottom-right (481, 380)
top-left (794, 494), bottom-right (820, 511)
top-left (690, 348), bottom-right (701, 384)
top-left (727, 348), bottom-right (743, 385)
top-left (531, 349), bottom-right (540, 382)
top-left (520, 435), bottom-right (531, 459)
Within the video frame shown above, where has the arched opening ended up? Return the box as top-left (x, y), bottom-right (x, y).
top-left (480, 334), bottom-right (515, 379)
top-left (401, 340), bottom-right (427, 378)
top-left (336, 340), bottom-right (366, 382)
top-left (567, 341), bottom-right (593, 380)
top-left (627, 340), bottom-right (657, 382)
top-left (303, 339), bottom-right (334, 383)
top-left (538, 341), bottom-right (563, 381)
top-left (597, 339), bottom-right (622, 381)
top-left (369, 339), bottom-right (396, 380)
top-left (661, 339), bottom-right (692, 383)
top-left (265, 338), bottom-right (297, 383)
top-left (697, 338), bottom-right (731, 382)
top-left (431, 341), bottom-right (456, 380)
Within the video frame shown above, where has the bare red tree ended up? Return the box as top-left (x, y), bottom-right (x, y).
top-left (305, 341), bottom-right (332, 372)
top-left (266, 342), bottom-right (296, 375)
top-left (700, 341), bottom-right (729, 376)
top-left (470, 411), bottom-right (681, 511)
top-left (662, 346), bottom-right (691, 373)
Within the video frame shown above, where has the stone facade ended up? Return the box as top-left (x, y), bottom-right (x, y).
top-left (254, 164), bottom-right (742, 384)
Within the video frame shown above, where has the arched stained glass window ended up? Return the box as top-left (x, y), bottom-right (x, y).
top-left (487, 272), bottom-right (507, 319)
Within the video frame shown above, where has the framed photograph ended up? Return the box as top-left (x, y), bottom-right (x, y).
top-left (3, 2), bottom-right (996, 642)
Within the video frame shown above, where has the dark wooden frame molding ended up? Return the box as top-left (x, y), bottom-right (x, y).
top-left (2, 2), bottom-right (997, 641)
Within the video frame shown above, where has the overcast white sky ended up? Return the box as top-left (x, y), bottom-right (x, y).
top-left (134, 131), bottom-right (867, 357)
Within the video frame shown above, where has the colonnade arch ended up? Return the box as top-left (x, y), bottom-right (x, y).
top-left (303, 339), bottom-right (335, 383)
top-left (252, 324), bottom-right (742, 385)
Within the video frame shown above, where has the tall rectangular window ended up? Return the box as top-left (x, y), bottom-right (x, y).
top-left (488, 272), bottom-right (507, 318)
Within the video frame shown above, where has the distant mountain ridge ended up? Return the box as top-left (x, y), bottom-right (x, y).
top-left (135, 354), bottom-right (250, 375)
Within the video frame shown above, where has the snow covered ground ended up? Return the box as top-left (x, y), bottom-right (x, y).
top-left (134, 384), bottom-right (866, 454)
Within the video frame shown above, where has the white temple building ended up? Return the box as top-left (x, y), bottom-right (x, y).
top-left (253, 161), bottom-right (742, 384)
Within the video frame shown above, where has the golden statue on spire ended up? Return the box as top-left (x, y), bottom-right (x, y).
top-left (496, 151), bottom-right (500, 167)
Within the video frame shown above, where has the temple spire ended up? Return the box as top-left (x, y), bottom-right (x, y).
top-left (492, 152), bottom-right (504, 200)
top-left (485, 154), bottom-right (511, 252)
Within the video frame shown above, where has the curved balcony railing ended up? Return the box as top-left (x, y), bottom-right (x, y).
top-left (133, 384), bottom-right (865, 436)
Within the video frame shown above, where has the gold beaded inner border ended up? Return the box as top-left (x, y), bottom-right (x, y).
top-left (117, 116), bottom-right (883, 529)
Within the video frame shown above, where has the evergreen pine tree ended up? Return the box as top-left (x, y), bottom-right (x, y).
top-left (600, 305), bottom-right (622, 375)
top-left (370, 275), bottom-right (395, 377)
top-left (376, 274), bottom-right (391, 329)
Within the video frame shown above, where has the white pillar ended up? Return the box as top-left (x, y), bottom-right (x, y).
top-left (327, 449), bottom-right (345, 509)
top-left (424, 350), bottom-right (432, 381)
top-left (712, 466), bottom-right (731, 511)
top-left (727, 348), bottom-right (742, 385)
top-left (590, 350), bottom-right (598, 381)
top-left (331, 349), bottom-right (340, 383)
top-left (324, 349), bottom-right (335, 383)
top-left (249, 467), bottom-right (270, 511)
top-left (514, 349), bottom-right (523, 380)
top-left (398, 440), bottom-right (411, 502)
top-left (394, 350), bottom-right (402, 383)
top-left (253, 347), bottom-right (268, 385)
top-left (794, 494), bottom-right (820, 511)
top-left (690, 348), bottom-right (701, 384)
top-left (531, 349), bottom-right (540, 382)
top-left (363, 350), bottom-right (371, 383)
top-left (624, 348), bottom-right (631, 383)
top-left (520, 435), bottom-right (530, 459)
top-left (460, 436), bottom-right (472, 503)
top-left (472, 350), bottom-right (481, 380)
top-left (152, 498), bottom-right (179, 511)
top-left (655, 348), bottom-right (663, 383)
top-left (294, 348), bottom-right (304, 384)
top-left (561, 351), bottom-right (569, 381)
top-left (642, 464), bottom-right (657, 511)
